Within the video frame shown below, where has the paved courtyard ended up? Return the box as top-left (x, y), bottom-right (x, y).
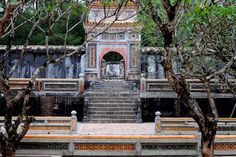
top-left (78, 123), bottom-right (155, 135)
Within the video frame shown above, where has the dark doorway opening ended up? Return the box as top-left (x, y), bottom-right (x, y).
top-left (101, 52), bottom-right (125, 79)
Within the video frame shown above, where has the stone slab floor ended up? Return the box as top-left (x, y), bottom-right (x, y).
top-left (77, 123), bottom-right (155, 135)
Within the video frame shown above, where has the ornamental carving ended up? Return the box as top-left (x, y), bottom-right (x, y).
top-left (19, 142), bottom-right (69, 150)
top-left (142, 143), bottom-right (197, 150)
top-left (75, 143), bottom-right (135, 151)
top-left (214, 143), bottom-right (236, 150)
top-left (218, 126), bottom-right (236, 131)
top-left (101, 61), bottom-right (124, 79)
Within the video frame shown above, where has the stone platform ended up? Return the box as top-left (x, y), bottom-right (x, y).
top-left (78, 123), bottom-right (154, 135)
top-left (11, 117), bottom-right (236, 157)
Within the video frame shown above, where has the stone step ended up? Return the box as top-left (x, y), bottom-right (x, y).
top-left (87, 92), bottom-right (136, 95)
top-left (92, 84), bottom-right (132, 87)
top-left (89, 102), bottom-right (135, 105)
top-left (88, 111), bottom-right (136, 115)
top-left (88, 97), bottom-right (136, 100)
top-left (88, 107), bottom-right (136, 110)
top-left (92, 81), bottom-right (129, 84)
top-left (88, 95), bottom-right (137, 99)
top-left (92, 87), bottom-right (132, 90)
top-left (84, 80), bottom-right (139, 123)
top-left (87, 115), bottom-right (137, 119)
top-left (91, 87), bottom-right (132, 90)
top-left (90, 88), bottom-right (135, 93)
top-left (92, 83), bottom-right (131, 86)
top-left (89, 100), bottom-right (135, 103)
top-left (92, 85), bottom-right (130, 88)
top-left (87, 107), bottom-right (137, 112)
top-left (86, 92), bottom-right (136, 97)
top-left (88, 96), bottom-right (136, 99)
top-left (92, 81), bottom-right (127, 84)
top-left (88, 104), bottom-right (137, 110)
top-left (83, 119), bottom-right (137, 123)
top-left (89, 109), bottom-right (137, 112)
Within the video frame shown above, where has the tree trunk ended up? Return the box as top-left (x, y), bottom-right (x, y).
top-left (1, 146), bottom-right (15, 157)
top-left (202, 138), bottom-right (214, 157)
top-left (201, 119), bottom-right (217, 157)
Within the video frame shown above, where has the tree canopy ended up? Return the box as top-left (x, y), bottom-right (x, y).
top-left (138, 1), bottom-right (236, 156)
top-left (0, 0), bottom-right (86, 45)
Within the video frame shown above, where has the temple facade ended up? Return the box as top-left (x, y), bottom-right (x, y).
top-left (0, 0), bottom-right (235, 122)
top-left (83, 0), bottom-right (142, 80)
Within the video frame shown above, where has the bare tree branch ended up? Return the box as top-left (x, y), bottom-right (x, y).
top-left (0, 1), bottom-right (23, 37)
top-left (8, 14), bottom-right (47, 77)
top-left (206, 55), bottom-right (236, 81)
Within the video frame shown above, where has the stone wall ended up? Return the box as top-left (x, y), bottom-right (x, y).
top-left (141, 98), bottom-right (236, 122)
top-left (1, 51), bottom-right (85, 78)
top-left (0, 96), bottom-right (84, 121)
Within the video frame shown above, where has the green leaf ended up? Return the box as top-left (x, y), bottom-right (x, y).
top-left (9, 0), bottom-right (17, 3)
top-left (0, 3), bottom-right (3, 12)
top-left (170, 0), bottom-right (176, 6)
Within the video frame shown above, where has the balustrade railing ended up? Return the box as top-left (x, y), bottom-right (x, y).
top-left (140, 77), bottom-right (236, 96)
top-left (8, 74), bottom-right (85, 95)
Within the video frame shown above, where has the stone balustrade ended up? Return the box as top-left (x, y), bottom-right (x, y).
top-left (1, 115), bottom-right (236, 156)
top-left (8, 73), bottom-right (85, 96)
top-left (15, 134), bottom-right (236, 157)
top-left (140, 78), bottom-right (236, 98)
top-left (154, 113), bottom-right (236, 134)
top-left (1, 116), bottom-right (236, 134)
top-left (0, 112), bottom-right (78, 134)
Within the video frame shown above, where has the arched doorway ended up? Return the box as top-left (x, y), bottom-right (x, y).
top-left (101, 52), bottom-right (125, 79)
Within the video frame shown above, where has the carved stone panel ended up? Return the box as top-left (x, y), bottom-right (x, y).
top-left (101, 61), bottom-right (124, 79)
top-left (19, 142), bottom-right (69, 150)
top-left (75, 143), bottom-right (135, 151)
top-left (214, 143), bottom-right (236, 150)
top-left (142, 143), bottom-right (197, 150)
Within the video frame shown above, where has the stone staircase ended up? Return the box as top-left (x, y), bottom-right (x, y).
top-left (83, 80), bottom-right (141, 123)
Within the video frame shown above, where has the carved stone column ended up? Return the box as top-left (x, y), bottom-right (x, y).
top-left (71, 110), bottom-right (77, 131)
top-left (83, 98), bottom-right (89, 120)
top-left (140, 73), bottom-right (146, 93)
top-left (79, 73), bottom-right (85, 93)
top-left (136, 98), bottom-right (142, 123)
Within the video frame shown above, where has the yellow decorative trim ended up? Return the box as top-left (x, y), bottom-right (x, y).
top-left (24, 134), bottom-right (198, 139)
top-left (163, 127), bottom-right (197, 131)
top-left (75, 143), bottom-right (135, 150)
top-left (29, 126), bottom-right (70, 130)
top-left (214, 143), bottom-right (236, 150)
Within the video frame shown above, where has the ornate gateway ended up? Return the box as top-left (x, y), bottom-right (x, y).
top-left (83, 0), bottom-right (142, 80)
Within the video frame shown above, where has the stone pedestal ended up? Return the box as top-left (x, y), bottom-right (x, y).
top-left (79, 73), bottom-right (85, 93)
top-left (155, 111), bottom-right (161, 134)
top-left (71, 110), bottom-right (77, 131)
top-left (140, 73), bottom-right (146, 93)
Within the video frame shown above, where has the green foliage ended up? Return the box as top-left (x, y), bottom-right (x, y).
top-left (9, 0), bottom-right (17, 3)
top-left (170, 0), bottom-right (177, 6)
top-left (138, 0), bottom-right (236, 78)
top-left (176, 2), bottom-right (236, 47)
top-left (140, 0), bottom-right (236, 48)
top-left (0, 0), bottom-right (86, 45)
top-left (138, 0), bottom-right (166, 47)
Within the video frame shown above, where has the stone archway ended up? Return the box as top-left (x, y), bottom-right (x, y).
top-left (100, 51), bottom-right (125, 79)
